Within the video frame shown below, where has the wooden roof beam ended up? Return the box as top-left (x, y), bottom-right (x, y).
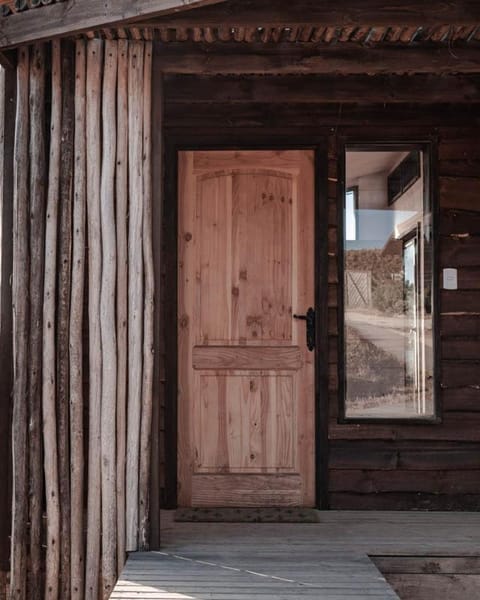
top-left (144, 0), bottom-right (480, 28)
top-left (154, 43), bottom-right (480, 75)
top-left (0, 0), bottom-right (228, 49)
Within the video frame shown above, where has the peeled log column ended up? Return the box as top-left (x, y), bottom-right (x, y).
top-left (42, 39), bottom-right (62, 600)
top-left (126, 41), bottom-right (145, 552)
top-left (69, 38), bottom-right (86, 600)
top-left (27, 42), bottom-right (46, 600)
top-left (57, 39), bottom-right (75, 600)
top-left (85, 38), bottom-right (103, 600)
top-left (139, 41), bottom-right (154, 551)
top-left (100, 40), bottom-right (118, 599)
top-left (116, 37), bottom-right (128, 574)
top-left (10, 46), bottom-right (30, 600)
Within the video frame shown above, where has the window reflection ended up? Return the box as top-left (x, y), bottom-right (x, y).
top-left (344, 149), bottom-right (434, 419)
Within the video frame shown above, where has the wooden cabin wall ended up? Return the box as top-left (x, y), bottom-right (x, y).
top-left (6, 39), bottom-right (155, 600)
top-left (163, 74), bottom-right (480, 511)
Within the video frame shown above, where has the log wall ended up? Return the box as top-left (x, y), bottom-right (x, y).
top-left (162, 73), bottom-right (480, 512)
top-left (6, 39), bottom-right (154, 600)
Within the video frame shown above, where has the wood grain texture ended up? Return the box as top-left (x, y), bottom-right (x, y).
top-left (85, 38), bottom-right (103, 600)
top-left (100, 39), bottom-right (118, 599)
top-left (126, 40), bottom-right (144, 551)
top-left (0, 0), bottom-right (228, 49)
top-left (57, 38), bottom-right (75, 600)
top-left (69, 37), bottom-right (86, 600)
top-left (42, 39), bottom-right (61, 600)
top-left (155, 43), bottom-right (480, 75)
top-left (167, 74), bottom-right (480, 105)
top-left (139, 40), bottom-right (154, 551)
top-left (10, 45), bottom-right (29, 600)
top-left (115, 37), bottom-right (128, 574)
top-left (27, 42), bottom-right (45, 600)
top-left (178, 150), bottom-right (315, 507)
top-left (192, 346), bottom-right (303, 370)
top-left (0, 63), bottom-right (15, 576)
top-left (149, 47), bottom-right (164, 550)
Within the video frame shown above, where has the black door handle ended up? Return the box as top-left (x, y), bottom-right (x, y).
top-left (293, 307), bottom-right (315, 351)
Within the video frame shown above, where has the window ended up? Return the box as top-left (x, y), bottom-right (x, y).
top-left (342, 146), bottom-right (435, 420)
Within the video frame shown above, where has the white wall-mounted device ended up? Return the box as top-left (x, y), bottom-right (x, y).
top-left (443, 268), bottom-right (458, 290)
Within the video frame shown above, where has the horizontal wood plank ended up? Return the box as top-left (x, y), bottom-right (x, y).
top-left (372, 556), bottom-right (480, 575)
top-left (165, 104), bottom-right (480, 130)
top-left (385, 573), bottom-right (480, 600)
top-left (329, 469), bottom-right (480, 493)
top-left (440, 236), bottom-right (480, 267)
top-left (439, 176), bottom-right (480, 210)
top-left (166, 74), bottom-right (480, 104)
top-left (439, 139), bottom-right (480, 161)
top-left (441, 360), bottom-right (480, 387)
top-left (330, 442), bottom-right (480, 470)
top-left (156, 44), bottom-right (480, 75)
top-left (442, 386), bottom-right (480, 411)
top-left (191, 474), bottom-right (304, 507)
top-left (329, 492), bottom-right (480, 510)
top-left (442, 338), bottom-right (480, 360)
top-left (440, 208), bottom-right (480, 234)
top-left (192, 345), bottom-right (302, 370)
top-left (329, 412), bottom-right (480, 441)
top-left (441, 315), bottom-right (480, 336)
top-left (438, 160), bottom-right (480, 179)
top-left (441, 290), bottom-right (480, 312)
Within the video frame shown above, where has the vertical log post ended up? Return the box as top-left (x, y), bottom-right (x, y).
top-left (100, 39), bottom-right (118, 599)
top-left (115, 38), bottom-right (128, 574)
top-left (69, 38), bottom-right (86, 600)
top-left (85, 38), bottom-right (103, 600)
top-left (27, 42), bottom-right (46, 600)
top-left (42, 39), bottom-right (62, 600)
top-left (10, 46), bottom-right (29, 600)
top-left (57, 39), bottom-right (75, 600)
top-left (126, 41), bottom-right (145, 552)
top-left (150, 55), bottom-right (164, 552)
top-left (0, 63), bottom-right (15, 581)
top-left (139, 41), bottom-right (154, 551)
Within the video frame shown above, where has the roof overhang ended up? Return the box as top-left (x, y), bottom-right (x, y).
top-left (0, 0), bottom-right (227, 50)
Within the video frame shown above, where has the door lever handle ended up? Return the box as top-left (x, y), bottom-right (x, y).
top-left (293, 307), bottom-right (315, 352)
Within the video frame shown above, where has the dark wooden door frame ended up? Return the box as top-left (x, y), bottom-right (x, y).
top-left (159, 134), bottom-right (330, 509)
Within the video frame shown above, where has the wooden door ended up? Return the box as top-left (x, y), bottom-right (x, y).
top-left (178, 150), bottom-right (315, 507)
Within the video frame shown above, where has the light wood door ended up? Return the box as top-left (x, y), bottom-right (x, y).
top-left (178, 150), bottom-right (315, 507)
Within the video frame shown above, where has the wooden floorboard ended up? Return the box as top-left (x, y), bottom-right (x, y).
top-left (111, 511), bottom-right (480, 599)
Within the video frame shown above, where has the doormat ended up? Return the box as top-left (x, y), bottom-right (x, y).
top-left (175, 507), bottom-right (322, 523)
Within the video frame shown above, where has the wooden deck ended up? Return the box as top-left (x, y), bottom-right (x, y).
top-left (111, 511), bottom-right (480, 599)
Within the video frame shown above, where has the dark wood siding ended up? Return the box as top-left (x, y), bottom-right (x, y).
top-left (161, 74), bottom-right (480, 510)
top-left (329, 129), bottom-right (480, 511)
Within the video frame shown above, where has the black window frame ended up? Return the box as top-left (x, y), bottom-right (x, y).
top-left (337, 140), bottom-right (441, 425)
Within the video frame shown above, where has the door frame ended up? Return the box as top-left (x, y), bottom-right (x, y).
top-left (159, 134), bottom-right (330, 509)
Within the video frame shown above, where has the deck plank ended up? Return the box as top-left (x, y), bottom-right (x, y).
top-left (112, 511), bottom-right (480, 599)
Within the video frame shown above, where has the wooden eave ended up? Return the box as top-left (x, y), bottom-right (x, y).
top-left (0, 0), bottom-right (228, 49)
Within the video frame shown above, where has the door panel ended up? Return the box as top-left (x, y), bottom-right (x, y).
top-left (178, 150), bottom-right (315, 507)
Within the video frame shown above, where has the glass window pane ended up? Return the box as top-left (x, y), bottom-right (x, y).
top-left (343, 148), bottom-right (434, 419)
